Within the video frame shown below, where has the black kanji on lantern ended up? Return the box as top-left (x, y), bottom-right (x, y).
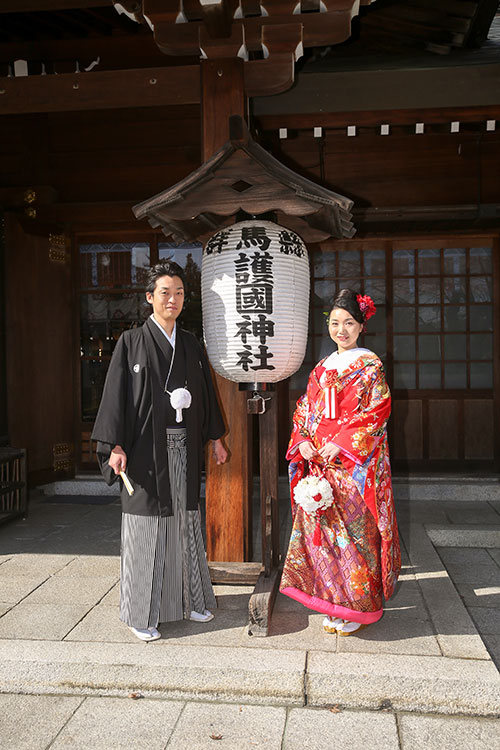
top-left (233, 229), bottom-right (277, 374)
top-left (234, 251), bottom-right (250, 268)
top-left (278, 229), bottom-right (305, 258)
top-left (251, 345), bottom-right (275, 371)
top-left (235, 345), bottom-right (253, 372)
top-left (250, 251), bottom-right (273, 283)
top-left (234, 315), bottom-right (252, 344)
top-left (235, 226), bottom-right (271, 253)
top-left (235, 270), bottom-right (250, 284)
top-left (252, 314), bottom-right (275, 344)
top-left (236, 285), bottom-right (272, 314)
top-left (205, 230), bottom-right (230, 255)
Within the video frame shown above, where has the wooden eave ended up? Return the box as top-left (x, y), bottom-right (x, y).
top-left (132, 116), bottom-right (355, 243)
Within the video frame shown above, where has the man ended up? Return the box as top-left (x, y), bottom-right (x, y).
top-left (92, 260), bottom-right (227, 642)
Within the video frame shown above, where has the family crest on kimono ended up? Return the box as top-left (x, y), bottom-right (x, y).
top-left (92, 260), bottom-right (227, 642)
top-left (280, 288), bottom-right (401, 636)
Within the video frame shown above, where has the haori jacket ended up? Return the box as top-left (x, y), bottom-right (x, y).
top-left (91, 318), bottom-right (225, 517)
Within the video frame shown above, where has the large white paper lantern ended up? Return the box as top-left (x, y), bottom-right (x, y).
top-left (202, 220), bottom-right (309, 384)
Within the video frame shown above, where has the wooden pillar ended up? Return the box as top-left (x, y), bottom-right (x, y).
top-left (201, 59), bottom-right (246, 163)
top-left (492, 236), bottom-right (500, 472)
top-left (201, 58), bottom-right (253, 562)
top-left (0, 210), bottom-right (7, 444)
top-left (259, 392), bottom-right (280, 573)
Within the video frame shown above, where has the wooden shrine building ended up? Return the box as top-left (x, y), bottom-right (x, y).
top-left (1, 0), bottom-right (500, 561)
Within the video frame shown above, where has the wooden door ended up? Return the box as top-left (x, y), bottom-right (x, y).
top-left (4, 214), bottom-right (75, 484)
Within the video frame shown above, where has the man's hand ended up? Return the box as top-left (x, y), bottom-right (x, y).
top-left (212, 438), bottom-right (228, 465)
top-left (318, 442), bottom-right (341, 463)
top-left (298, 441), bottom-right (318, 461)
top-left (109, 445), bottom-right (127, 474)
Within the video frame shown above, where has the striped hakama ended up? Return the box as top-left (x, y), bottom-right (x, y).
top-left (119, 427), bottom-right (216, 628)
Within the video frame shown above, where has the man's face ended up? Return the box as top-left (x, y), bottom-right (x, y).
top-left (146, 274), bottom-right (185, 327)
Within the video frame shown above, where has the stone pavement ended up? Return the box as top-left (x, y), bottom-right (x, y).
top-left (1, 694), bottom-right (500, 750)
top-left (0, 477), bottom-right (500, 749)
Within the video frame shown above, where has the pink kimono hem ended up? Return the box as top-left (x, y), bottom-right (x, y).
top-left (281, 586), bottom-right (384, 624)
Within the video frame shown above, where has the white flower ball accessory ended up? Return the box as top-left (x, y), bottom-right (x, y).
top-left (169, 387), bottom-right (192, 422)
top-left (293, 474), bottom-right (334, 546)
top-left (293, 475), bottom-right (334, 514)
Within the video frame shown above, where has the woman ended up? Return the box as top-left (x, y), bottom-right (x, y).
top-left (280, 288), bottom-right (400, 635)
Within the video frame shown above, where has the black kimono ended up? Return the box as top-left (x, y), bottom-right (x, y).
top-left (91, 318), bottom-right (225, 517)
top-left (91, 317), bottom-right (225, 628)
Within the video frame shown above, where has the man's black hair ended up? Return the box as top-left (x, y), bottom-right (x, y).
top-left (146, 261), bottom-right (186, 295)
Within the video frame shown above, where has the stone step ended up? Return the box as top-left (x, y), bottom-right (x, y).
top-left (39, 475), bottom-right (500, 501)
top-left (307, 651), bottom-right (500, 716)
top-left (426, 524), bottom-right (500, 548)
top-left (0, 641), bottom-right (304, 707)
top-left (39, 479), bottom-right (119, 497)
top-left (392, 477), bottom-right (500, 502)
top-left (1, 640), bottom-right (499, 717)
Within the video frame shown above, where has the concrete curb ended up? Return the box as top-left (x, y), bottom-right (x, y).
top-left (307, 652), bottom-right (500, 716)
top-left (0, 641), bottom-right (306, 706)
top-left (1, 639), bottom-right (499, 717)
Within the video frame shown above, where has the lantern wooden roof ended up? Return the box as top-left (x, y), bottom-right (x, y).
top-left (133, 115), bottom-right (354, 243)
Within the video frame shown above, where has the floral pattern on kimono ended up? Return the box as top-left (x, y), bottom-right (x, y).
top-left (281, 349), bottom-right (401, 622)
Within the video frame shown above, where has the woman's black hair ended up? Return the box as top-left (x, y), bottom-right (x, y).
top-left (146, 261), bottom-right (185, 295)
top-left (330, 288), bottom-right (364, 324)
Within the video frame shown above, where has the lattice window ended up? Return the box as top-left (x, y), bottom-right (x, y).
top-left (302, 240), bottom-right (494, 394)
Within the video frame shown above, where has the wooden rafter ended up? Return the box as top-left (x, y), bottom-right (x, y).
top-left (148, 0), bottom-right (374, 57)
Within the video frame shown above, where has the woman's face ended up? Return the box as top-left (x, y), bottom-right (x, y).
top-left (328, 307), bottom-right (363, 353)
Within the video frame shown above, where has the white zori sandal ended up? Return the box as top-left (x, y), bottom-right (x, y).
top-left (323, 617), bottom-right (368, 636)
top-left (129, 626), bottom-right (161, 642)
top-left (323, 616), bottom-right (344, 633)
top-left (189, 610), bottom-right (214, 622)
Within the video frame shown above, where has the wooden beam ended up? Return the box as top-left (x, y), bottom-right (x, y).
top-left (209, 561), bottom-right (262, 585)
top-left (253, 64), bottom-right (500, 116)
top-left (0, 1), bottom-right (108, 10)
top-left (255, 104), bottom-right (500, 131)
top-left (244, 55), bottom-right (295, 97)
top-left (0, 56), bottom-right (297, 115)
top-left (0, 66), bottom-right (200, 115)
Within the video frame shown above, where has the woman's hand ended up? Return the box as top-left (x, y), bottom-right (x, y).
top-left (212, 438), bottom-right (228, 465)
top-left (318, 442), bottom-right (341, 463)
top-left (109, 445), bottom-right (127, 474)
top-left (298, 441), bottom-right (318, 461)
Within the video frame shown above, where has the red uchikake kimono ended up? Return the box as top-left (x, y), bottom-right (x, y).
top-left (280, 347), bottom-right (401, 624)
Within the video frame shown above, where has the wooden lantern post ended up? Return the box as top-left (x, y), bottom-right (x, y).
top-left (199, 57), bottom-right (281, 630)
top-left (200, 58), bottom-right (254, 565)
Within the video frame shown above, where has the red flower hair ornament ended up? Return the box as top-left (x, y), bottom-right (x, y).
top-left (356, 294), bottom-right (377, 321)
